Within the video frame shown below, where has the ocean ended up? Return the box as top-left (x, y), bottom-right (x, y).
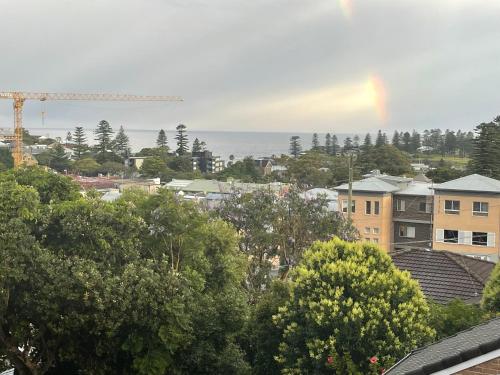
top-left (26, 127), bottom-right (354, 161)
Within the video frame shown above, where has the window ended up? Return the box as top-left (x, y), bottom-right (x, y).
top-left (473, 202), bottom-right (488, 216)
top-left (365, 201), bottom-right (371, 214)
top-left (399, 225), bottom-right (415, 238)
top-left (444, 230), bottom-right (459, 243)
top-left (342, 200), bottom-right (356, 213)
top-left (373, 227), bottom-right (380, 235)
top-left (374, 201), bottom-right (380, 215)
top-left (419, 202), bottom-right (432, 213)
top-left (365, 238), bottom-right (370, 242)
top-left (364, 227), bottom-right (371, 234)
top-left (396, 199), bottom-right (405, 211)
top-left (372, 238), bottom-right (379, 243)
top-left (472, 232), bottom-right (488, 246)
top-left (445, 200), bottom-right (460, 214)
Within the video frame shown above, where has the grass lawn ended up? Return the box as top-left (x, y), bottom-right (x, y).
top-left (413, 154), bottom-right (470, 168)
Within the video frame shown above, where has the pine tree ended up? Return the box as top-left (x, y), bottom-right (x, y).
top-left (73, 126), bottom-right (87, 160)
top-left (361, 133), bottom-right (372, 152)
top-left (375, 130), bottom-right (386, 147)
top-left (95, 120), bottom-right (114, 155)
top-left (331, 134), bottom-right (339, 155)
top-left (311, 133), bottom-right (320, 151)
top-left (325, 133), bottom-right (332, 155)
top-left (391, 130), bottom-right (401, 149)
top-left (192, 138), bottom-right (202, 154)
top-left (156, 129), bottom-right (168, 148)
top-left (343, 137), bottom-right (353, 153)
top-left (49, 143), bottom-right (71, 172)
top-left (469, 117), bottom-right (500, 178)
top-left (114, 125), bottom-right (130, 157)
top-left (402, 132), bottom-right (411, 152)
top-left (290, 136), bottom-right (301, 158)
top-left (410, 130), bottom-right (421, 154)
top-left (175, 124), bottom-right (189, 156)
top-left (65, 131), bottom-right (72, 146)
top-left (353, 135), bottom-right (360, 149)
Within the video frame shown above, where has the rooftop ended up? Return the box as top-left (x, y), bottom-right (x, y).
top-left (395, 182), bottom-right (433, 196)
top-left (433, 174), bottom-right (500, 194)
top-left (335, 176), bottom-right (402, 193)
top-left (391, 249), bottom-right (494, 304)
top-left (386, 317), bottom-right (500, 375)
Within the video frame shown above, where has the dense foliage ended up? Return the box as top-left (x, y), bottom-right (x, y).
top-left (274, 239), bottom-right (435, 374)
top-left (482, 260), bottom-right (500, 312)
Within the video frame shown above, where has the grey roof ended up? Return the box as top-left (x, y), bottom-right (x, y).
top-left (391, 249), bottom-right (494, 304)
top-left (386, 317), bottom-right (500, 375)
top-left (433, 174), bottom-right (500, 194)
top-left (395, 182), bottom-right (433, 196)
top-left (335, 177), bottom-right (401, 193)
top-left (0, 370), bottom-right (15, 375)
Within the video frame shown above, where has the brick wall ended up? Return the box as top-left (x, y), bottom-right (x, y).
top-left (455, 356), bottom-right (500, 374)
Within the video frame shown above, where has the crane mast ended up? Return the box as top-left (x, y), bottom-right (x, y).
top-left (0, 92), bottom-right (183, 167)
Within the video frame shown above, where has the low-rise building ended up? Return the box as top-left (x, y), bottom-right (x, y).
top-left (433, 174), bottom-right (500, 262)
top-left (192, 151), bottom-right (225, 173)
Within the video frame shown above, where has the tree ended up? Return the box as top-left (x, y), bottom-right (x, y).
top-left (426, 166), bottom-right (465, 183)
top-left (469, 117), bottom-right (500, 179)
top-left (219, 157), bottom-right (260, 182)
top-left (65, 131), bottom-right (72, 146)
top-left (353, 134), bottom-right (360, 150)
top-left (410, 130), bottom-right (421, 153)
top-left (325, 133), bottom-right (332, 155)
top-left (391, 130), bottom-right (401, 149)
top-left (94, 120), bottom-right (114, 162)
top-left (192, 138), bottom-right (202, 154)
top-left (73, 126), bottom-right (87, 160)
top-left (274, 239), bottom-right (435, 374)
top-left (429, 299), bottom-right (486, 340)
top-left (482, 260), bottom-right (500, 312)
top-left (175, 124), bottom-right (189, 156)
top-left (289, 136), bottom-right (301, 158)
top-left (0, 148), bottom-right (14, 170)
top-left (48, 143), bottom-right (71, 172)
top-left (375, 130), bottom-right (386, 147)
top-left (331, 134), bottom-right (339, 155)
top-left (401, 131), bottom-right (411, 152)
top-left (72, 158), bottom-right (101, 176)
top-left (156, 129), bottom-right (168, 148)
top-left (357, 144), bottom-right (412, 175)
top-left (140, 157), bottom-right (170, 179)
top-left (311, 133), bottom-right (320, 151)
top-left (114, 125), bottom-right (130, 157)
top-left (343, 137), bottom-right (353, 153)
top-left (361, 133), bottom-right (372, 152)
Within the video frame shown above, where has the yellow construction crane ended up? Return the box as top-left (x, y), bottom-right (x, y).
top-left (0, 92), bottom-right (183, 167)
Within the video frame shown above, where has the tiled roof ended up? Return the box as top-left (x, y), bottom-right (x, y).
top-left (433, 174), bottom-right (500, 193)
top-left (335, 177), bottom-right (401, 193)
top-left (386, 317), bottom-right (500, 375)
top-left (391, 249), bottom-right (494, 304)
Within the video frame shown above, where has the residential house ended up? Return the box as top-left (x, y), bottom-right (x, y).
top-left (386, 317), bottom-right (500, 374)
top-left (433, 174), bottom-right (500, 262)
top-left (254, 158), bottom-right (273, 176)
top-left (125, 156), bottom-right (150, 169)
top-left (393, 181), bottom-right (434, 251)
top-left (302, 188), bottom-right (338, 212)
top-left (391, 249), bottom-right (494, 303)
top-left (192, 151), bottom-right (225, 173)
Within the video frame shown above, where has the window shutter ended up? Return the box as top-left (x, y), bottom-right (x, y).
top-left (463, 231), bottom-right (472, 245)
top-left (487, 232), bottom-right (496, 247)
top-left (436, 229), bottom-right (444, 242)
top-left (458, 231), bottom-right (465, 244)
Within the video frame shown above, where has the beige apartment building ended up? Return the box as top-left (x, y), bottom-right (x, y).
top-left (433, 174), bottom-right (500, 262)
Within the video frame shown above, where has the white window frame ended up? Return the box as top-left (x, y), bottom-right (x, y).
top-left (364, 227), bottom-right (371, 234)
top-left (399, 225), bottom-right (415, 238)
top-left (396, 199), bottom-right (405, 212)
top-left (444, 200), bottom-right (460, 214)
top-left (472, 201), bottom-right (488, 216)
top-left (373, 227), bottom-right (380, 235)
top-left (342, 199), bottom-right (356, 213)
top-left (443, 229), bottom-right (459, 243)
top-left (374, 201), bottom-right (380, 215)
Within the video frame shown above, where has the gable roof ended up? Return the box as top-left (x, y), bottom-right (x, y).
top-left (386, 317), bottom-right (500, 375)
top-left (395, 182), bottom-right (433, 196)
top-left (335, 177), bottom-right (401, 193)
top-left (433, 174), bottom-right (500, 194)
top-left (391, 249), bottom-right (494, 304)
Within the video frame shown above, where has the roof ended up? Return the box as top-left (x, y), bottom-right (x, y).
top-left (391, 249), bottom-right (494, 304)
top-left (433, 174), bottom-right (500, 194)
top-left (302, 188), bottom-right (338, 201)
top-left (0, 370), bottom-right (15, 375)
top-left (335, 177), bottom-right (401, 193)
top-left (165, 179), bottom-right (288, 195)
top-left (395, 182), bottom-right (433, 196)
top-left (386, 317), bottom-right (500, 375)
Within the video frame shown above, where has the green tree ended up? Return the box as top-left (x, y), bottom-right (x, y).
top-left (410, 130), bottom-right (421, 153)
top-left (175, 124), bottom-right (189, 156)
top-left (289, 136), bottom-right (301, 158)
top-left (65, 131), bottom-right (72, 146)
top-left (220, 157), bottom-right (260, 182)
top-left (48, 143), bottom-right (71, 172)
top-left (469, 117), bottom-right (500, 179)
top-left (94, 120), bottom-right (114, 161)
top-left (482, 260), bottom-right (500, 312)
top-left (156, 129), bottom-right (168, 148)
top-left (72, 158), bottom-right (101, 176)
top-left (358, 144), bottom-right (412, 176)
top-left (311, 133), bottom-right (320, 151)
top-left (331, 134), bottom-right (339, 155)
top-left (429, 299), bottom-right (486, 340)
top-left (375, 130), bottom-right (387, 147)
top-left (426, 166), bottom-right (465, 183)
top-left (0, 148), bottom-right (14, 169)
top-left (325, 133), bottom-right (332, 155)
top-left (274, 239), bottom-right (435, 374)
top-left (73, 126), bottom-right (88, 160)
top-left (114, 125), bottom-right (130, 157)
top-left (140, 157), bottom-right (170, 178)
top-left (391, 130), bottom-right (401, 149)
top-left (192, 138), bottom-right (202, 154)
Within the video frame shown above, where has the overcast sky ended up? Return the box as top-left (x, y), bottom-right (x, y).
top-left (1, 0), bottom-right (500, 133)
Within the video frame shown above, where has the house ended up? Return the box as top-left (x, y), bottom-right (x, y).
top-left (301, 188), bottom-right (338, 212)
top-left (254, 158), bottom-right (273, 176)
top-left (393, 181), bottom-right (434, 251)
top-left (386, 317), bottom-right (500, 374)
top-left (192, 151), bottom-right (225, 173)
top-left (433, 174), bottom-right (500, 262)
top-left (391, 249), bottom-right (494, 303)
top-left (125, 156), bottom-right (150, 169)
top-left (117, 178), bottom-right (161, 194)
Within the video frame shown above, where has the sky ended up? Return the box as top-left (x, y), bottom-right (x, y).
top-left (1, 0), bottom-right (500, 134)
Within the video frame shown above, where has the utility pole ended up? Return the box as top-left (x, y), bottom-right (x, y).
top-left (347, 152), bottom-right (353, 220)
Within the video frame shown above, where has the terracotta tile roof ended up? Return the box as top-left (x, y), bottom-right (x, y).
top-left (386, 317), bottom-right (500, 375)
top-left (391, 249), bottom-right (494, 304)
